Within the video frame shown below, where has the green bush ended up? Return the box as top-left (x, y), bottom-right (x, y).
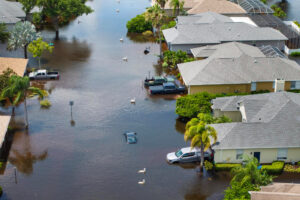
top-left (290, 52), bottom-right (300, 57)
top-left (32, 12), bottom-right (43, 26)
top-left (297, 161), bottom-right (300, 165)
top-left (294, 21), bottom-right (300, 28)
top-left (0, 186), bottom-right (2, 197)
top-left (260, 0), bottom-right (267, 4)
top-left (271, 5), bottom-right (286, 18)
top-left (204, 160), bottom-right (214, 171)
top-left (176, 92), bottom-right (216, 118)
top-left (161, 20), bottom-right (176, 30)
top-left (126, 14), bottom-right (152, 33)
top-left (142, 30), bottom-right (153, 37)
top-left (0, 23), bottom-right (9, 43)
top-left (284, 164), bottom-right (300, 173)
top-left (261, 161), bottom-right (284, 174)
top-left (40, 99), bottom-right (51, 108)
top-left (215, 163), bottom-right (241, 171)
top-left (163, 50), bottom-right (195, 68)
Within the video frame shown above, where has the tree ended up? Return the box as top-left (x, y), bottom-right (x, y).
top-left (37, 0), bottom-right (93, 40)
top-left (145, 4), bottom-right (166, 58)
top-left (7, 21), bottom-right (41, 59)
top-left (224, 157), bottom-right (273, 200)
top-left (28, 37), bottom-right (54, 68)
top-left (184, 118), bottom-right (217, 171)
top-left (156, 0), bottom-right (168, 8)
top-left (0, 68), bottom-right (16, 94)
top-left (1, 76), bottom-right (48, 129)
top-left (169, 0), bottom-right (184, 16)
top-left (19, 0), bottom-right (37, 20)
top-left (126, 14), bottom-right (152, 33)
top-left (0, 23), bottom-right (10, 43)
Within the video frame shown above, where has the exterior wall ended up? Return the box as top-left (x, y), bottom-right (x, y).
top-left (214, 148), bottom-right (300, 164)
top-left (189, 84), bottom-right (251, 94)
top-left (285, 81), bottom-right (292, 90)
top-left (256, 82), bottom-right (274, 92)
top-left (213, 109), bottom-right (242, 122)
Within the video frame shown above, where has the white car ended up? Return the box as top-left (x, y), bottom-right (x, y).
top-left (166, 147), bottom-right (213, 164)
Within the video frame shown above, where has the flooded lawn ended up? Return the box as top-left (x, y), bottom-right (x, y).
top-left (0, 0), bottom-right (300, 199)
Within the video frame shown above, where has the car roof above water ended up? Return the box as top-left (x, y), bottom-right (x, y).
top-left (181, 147), bottom-right (200, 153)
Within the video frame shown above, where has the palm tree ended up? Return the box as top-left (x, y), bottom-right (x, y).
top-left (145, 4), bottom-right (166, 59)
top-left (7, 21), bottom-right (41, 59)
top-left (169, 0), bottom-right (184, 16)
top-left (184, 118), bottom-right (217, 171)
top-left (156, 0), bottom-right (168, 8)
top-left (1, 76), bottom-right (47, 129)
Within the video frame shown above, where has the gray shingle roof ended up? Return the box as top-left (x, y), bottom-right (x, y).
top-left (191, 42), bottom-right (266, 58)
top-left (211, 92), bottom-right (300, 149)
top-left (0, 0), bottom-right (24, 24)
top-left (178, 52), bottom-right (300, 86)
top-left (163, 12), bottom-right (287, 45)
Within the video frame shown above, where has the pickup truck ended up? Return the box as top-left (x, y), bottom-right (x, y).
top-left (29, 69), bottom-right (60, 80)
top-left (166, 147), bottom-right (213, 164)
top-left (144, 76), bottom-right (174, 87)
top-left (149, 82), bottom-right (186, 95)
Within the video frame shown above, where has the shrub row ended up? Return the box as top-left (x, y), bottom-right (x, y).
top-left (284, 164), bottom-right (300, 173)
top-left (215, 163), bottom-right (241, 171)
top-left (261, 161), bottom-right (284, 174)
top-left (290, 51), bottom-right (300, 57)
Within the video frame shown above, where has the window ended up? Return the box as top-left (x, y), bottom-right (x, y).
top-left (251, 82), bottom-right (256, 91)
top-left (273, 81), bottom-right (275, 89)
top-left (291, 81), bottom-right (300, 90)
top-left (277, 149), bottom-right (288, 160)
top-left (236, 149), bottom-right (244, 160)
top-left (182, 152), bottom-right (195, 157)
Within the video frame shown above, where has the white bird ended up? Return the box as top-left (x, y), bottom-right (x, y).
top-left (122, 57), bottom-right (128, 61)
top-left (120, 37), bottom-right (124, 42)
top-left (116, 9), bottom-right (120, 13)
top-left (131, 98), bottom-right (136, 104)
top-left (138, 179), bottom-right (145, 185)
top-left (138, 168), bottom-right (146, 174)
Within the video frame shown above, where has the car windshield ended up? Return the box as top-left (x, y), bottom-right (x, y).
top-left (175, 150), bottom-right (183, 157)
top-left (128, 137), bottom-right (135, 142)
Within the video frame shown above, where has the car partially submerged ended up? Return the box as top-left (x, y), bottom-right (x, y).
top-left (166, 147), bottom-right (213, 164)
top-left (144, 76), bottom-right (174, 87)
top-left (124, 132), bottom-right (137, 144)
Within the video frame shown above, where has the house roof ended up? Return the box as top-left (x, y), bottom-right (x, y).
top-left (187, 0), bottom-right (246, 15)
top-left (163, 12), bottom-right (287, 45)
top-left (178, 43), bottom-right (300, 86)
top-left (191, 42), bottom-right (266, 58)
top-left (0, 0), bottom-right (24, 24)
top-left (211, 92), bottom-right (300, 149)
top-left (0, 57), bottom-right (28, 76)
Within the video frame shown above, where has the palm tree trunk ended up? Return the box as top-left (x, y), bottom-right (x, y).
top-left (12, 106), bottom-right (15, 116)
top-left (24, 96), bottom-right (29, 129)
top-left (24, 44), bottom-right (28, 59)
top-left (53, 17), bottom-right (60, 40)
top-left (200, 144), bottom-right (205, 172)
top-left (158, 27), bottom-right (162, 59)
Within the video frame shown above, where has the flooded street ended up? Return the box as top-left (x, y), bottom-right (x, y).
top-left (0, 0), bottom-right (300, 199)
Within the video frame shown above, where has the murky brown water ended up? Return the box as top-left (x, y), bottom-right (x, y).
top-left (0, 0), bottom-right (300, 199)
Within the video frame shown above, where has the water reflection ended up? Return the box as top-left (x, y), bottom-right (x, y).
top-left (126, 33), bottom-right (157, 43)
top-left (8, 129), bottom-right (48, 175)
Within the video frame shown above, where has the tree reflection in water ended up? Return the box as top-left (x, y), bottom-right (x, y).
top-left (8, 129), bottom-right (48, 175)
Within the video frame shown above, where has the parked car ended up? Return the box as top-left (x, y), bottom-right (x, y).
top-left (149, 82), bottom-right (186, 95)
top-left (166, 147), bottom-right (213, 164)
top-left (124, 132), bottom-right (137, 144)
top-left (29, 69), bottom-right (60, 80)
top-left (144, 76), bottom-right (174, 87)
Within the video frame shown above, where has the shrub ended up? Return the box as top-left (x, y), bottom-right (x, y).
top-left (297, 161), bottom-right (300, 165)
top-left (161, 20), bottom-right (176, 30)
top-left (215, 163), bottom-right (241, 171)
top-left (0, 68), bottom-right (16, 94)
top-left (0, 186), bottom-right (2, 197)
top-left (260, 0), bottom-right (267, 4)
top-left (32, 12), bottom-right (43, 26)
top-left (271, 5), bottom-right (286, 18)
top-left (176, 92), bottom-right (216, 118)
top-left (126, 14), bottom-right (152, 33)
top-left (163, 50), bottom-right (195, 68)
top-left (290, 52), bottom-right (300, 57)
top-left (284, 164), bottom-right (300, 173)
top-left (261, 161), bottom-right (284, 174)
top-left (224, 181), bottom-right (258, 200)
top-left (204, 160), bottom-right (214, 171)
top-left (40, 99), bottom-right (51, 108)
top-left (142, 30), bottom-right (153, 37)
top-left (294, 21), bottom-right (300, 28)
top-left (0, 23), bottom-right (9, 43)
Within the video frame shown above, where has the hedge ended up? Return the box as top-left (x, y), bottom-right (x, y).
top-left (261, 161), bottom-right (284, 174)
top-left (126, 14), bottom-right (152, 33)
top-left (215, 163), bottom-right (241, 171)
top-left (290, 52), bottom-right (300, 57)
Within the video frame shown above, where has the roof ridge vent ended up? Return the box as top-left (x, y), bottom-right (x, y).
top-left (254, 59), bottom-right (257, 63)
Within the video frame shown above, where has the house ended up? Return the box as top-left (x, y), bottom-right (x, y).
top-left (187, 0), bottom-right (246, 16)
top-left (0, 57), bottom-right (28, 149)
top-left (211, 92), bottom-right (300, 164)
top-left (162, 12), bottom-right (287, 53)
top-left (250, 183), bottom-right (300, 200)
top-left (178, 42), bottom-right (300, 94)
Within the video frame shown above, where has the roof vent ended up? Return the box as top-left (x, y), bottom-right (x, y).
top-left (228, 27), bottom-right (231, 31)
top-left (254, 60), bottom-right (257, 63)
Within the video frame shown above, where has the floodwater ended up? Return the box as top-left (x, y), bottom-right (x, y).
top-left (0, 0), bottom-right (300, 199)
